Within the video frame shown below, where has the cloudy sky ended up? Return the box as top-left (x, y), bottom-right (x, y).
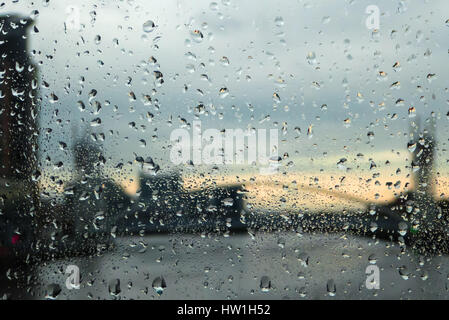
top-left (2, 0), bottom-right (449, 184)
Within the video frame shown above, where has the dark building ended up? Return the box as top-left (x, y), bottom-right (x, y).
top-left (0, 15), bottom-right (40, 298)
top-left (56, 133), bottom-right (131, 256)
top-left (0, 15), bottom-right (39, 264)
top-left (0, 15), bottom-right (39, 182)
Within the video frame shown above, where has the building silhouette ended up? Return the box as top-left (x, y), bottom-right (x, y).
top-left (0, 14), bottom-right (40, 247)
top-left (0, 15), bottom-right (40, 297)
top-left (0, 15), bottom-right (39, 182)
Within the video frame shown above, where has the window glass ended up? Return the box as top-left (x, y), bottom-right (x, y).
top-left (0, 0), bottom-right (448, 300)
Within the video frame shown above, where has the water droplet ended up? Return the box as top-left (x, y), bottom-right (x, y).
top-left (368, 254), bottom-right (377, 264)
top-left (399, 266), bottom-right (409, 280)
top-left (407, 142), bottom-right (417, 152)
top-left (190, 29), bottom-right (204, 43)
top-left (297, 253), bottom-right (309, 267)
top-left (143, 20), bottom-right (156, 33)
top-left (30, 10), bottom-right (39, 19)
top-left (321, 16), bottom-right (331, 24)
top-left (222, 198), bottom-right (234, 207)
top-left (219, 56), bottom-right (230, 66)
top-left (45, 284), bottom-right (61, 300)
top-left (306, 52), bottom-right (317, 65)
top-left (260, 276), bottom-right (271, 292)
top-left (219, 87), bottom-right (229, 98)
top-left (152, 276), bottom-right (166, 295)
top-left (274, 16), bottom-right (284, 27)
top-left (326, 279), bottom-right (336, 296)
top-left (109, 279), bottom-right (121, 296)
top-left (209, 2), bottom-right (219, 10)
top-left (49, 93), bottom-right (59, 103)
top-left (398, 222), bottom-right (408, 236)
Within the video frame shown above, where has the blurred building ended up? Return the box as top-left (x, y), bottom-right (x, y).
top-left (0, 15), bottom-right (39, 264)
top-left (59, 133), bottom-right (131, 254)
top-left (0, 15), bottom-right (39, 182)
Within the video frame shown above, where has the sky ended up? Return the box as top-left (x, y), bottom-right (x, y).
top-left (2, 0), bottom-right (449, 190)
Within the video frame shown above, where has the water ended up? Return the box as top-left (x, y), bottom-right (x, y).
top-left (30, 232), bottom-right (449, 300)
